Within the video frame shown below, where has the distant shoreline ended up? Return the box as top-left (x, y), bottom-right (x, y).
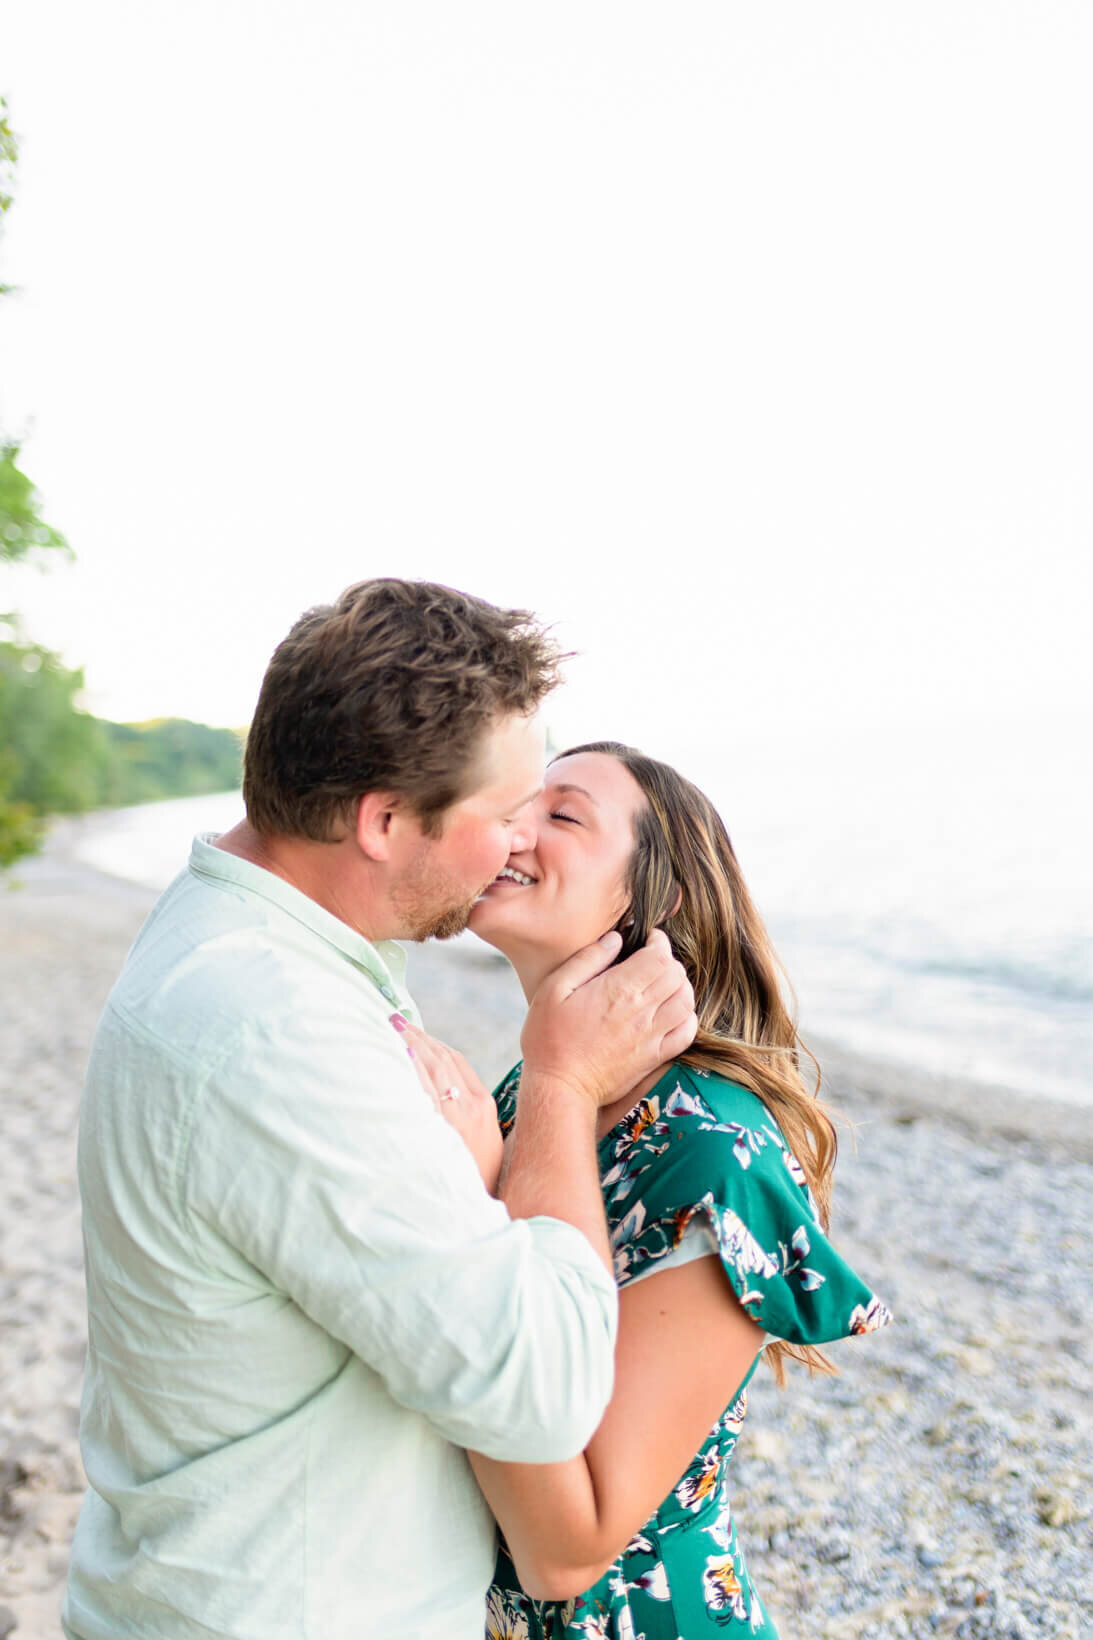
top-left (808, 1031), bottom-right (1093, 1160)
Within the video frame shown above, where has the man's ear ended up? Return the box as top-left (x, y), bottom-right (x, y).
top-left (354, 791), bottom-right (406, 862)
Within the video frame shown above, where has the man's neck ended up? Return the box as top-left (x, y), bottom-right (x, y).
top-left (215, 821), bottom-right (389, 942)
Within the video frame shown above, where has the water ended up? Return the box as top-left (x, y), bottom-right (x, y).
top-left (60, 712), bottom-right (1092, 1108)
top-left (64, 790), bottom-right (247, 890)
top-left (685, 714), bottom-right (1092, 1108)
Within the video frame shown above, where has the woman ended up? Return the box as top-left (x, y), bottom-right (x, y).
top-left (413, 742), bottom-right (891, 1637)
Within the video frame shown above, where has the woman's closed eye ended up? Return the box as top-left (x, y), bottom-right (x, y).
top-left (549, 810), bottom-right (581, 824)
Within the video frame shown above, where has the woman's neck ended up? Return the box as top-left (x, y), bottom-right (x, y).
top-left (510, 951), bottom-right (557, 1004)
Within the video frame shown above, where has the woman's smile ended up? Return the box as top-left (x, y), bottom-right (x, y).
top-left (488, 866), bottom-right (538, 888)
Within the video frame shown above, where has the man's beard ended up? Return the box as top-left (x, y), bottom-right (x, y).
top-left (391, 849), bottom-right (487, 943)
top-left (408, 894), bottom-right (481, 942)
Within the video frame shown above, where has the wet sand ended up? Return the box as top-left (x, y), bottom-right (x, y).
top-left (0, 842), bottom-right (1088, 1638)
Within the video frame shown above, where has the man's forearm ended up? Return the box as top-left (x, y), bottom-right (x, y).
top-left (498, 1074), bottom-right (612, 1273)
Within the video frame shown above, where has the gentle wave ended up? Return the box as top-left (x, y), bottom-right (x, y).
top-left (910, 949), bottom-right (1093, 1007)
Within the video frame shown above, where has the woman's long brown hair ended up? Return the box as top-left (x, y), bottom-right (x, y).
top-left (559, 742), bottom-right (839, 1385)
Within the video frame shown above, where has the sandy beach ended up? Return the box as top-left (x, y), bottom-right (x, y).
top-left (0, 839), bottom-right (1089, 1639)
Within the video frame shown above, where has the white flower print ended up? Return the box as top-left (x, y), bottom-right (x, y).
top-left (569, 1612), bottom-right (610, 1640)
top-left (849, 1294), bottom-right (894, 1333)
top-left (663, 1082), bottom-right (713, 1120)
top-left (612, 1200), bottom-right (646, 1248)
top-left (703, 1552), bottom-right (749, 1625)
top-left (703, 1493), bottom-right (735, 1552)
top-left (701, 1119), bottom-right (773, 1171)
top-left (717, 1203), bottom-right (780, 1282)
top-left (777, 1223), bottom-right (827, 1292)
top-left (675, 1447), bottom-right (720, 1513)
top-left (763, 1124), bottom-right (809, 1188)
top-left (627, 1560), bottom-right (670, 1601)
top-left (485, 1586), bottom-right (530, 1640)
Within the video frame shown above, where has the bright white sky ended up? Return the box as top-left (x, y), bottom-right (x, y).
top-left (2, 1), bottom-right (1091, 777)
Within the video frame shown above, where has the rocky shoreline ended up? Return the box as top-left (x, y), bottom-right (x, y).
top-left (0, 847), bottom-right (1088, 1639)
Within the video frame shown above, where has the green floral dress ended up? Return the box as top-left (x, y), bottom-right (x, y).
top-left (485, 1063), bottom-right (892, 1640)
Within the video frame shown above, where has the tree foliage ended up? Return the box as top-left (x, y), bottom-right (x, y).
top-left (1, 442), bottom-right (72, 565)
top-left (102, 718), bottom-right (244, 805)
top-left (0, 101), bottom-right (68, 568)
top-left (0, 631), bottom-right (111, 812)
top-left (0, 96), bottom-right (17, 293)
top-left (0, 624), bottom-right (243, 824)
top-left (1, 95), bottom-right (79, 862)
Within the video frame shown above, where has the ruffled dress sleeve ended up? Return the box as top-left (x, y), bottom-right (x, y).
top-left (601, 1066), bottom-right (892, 1346)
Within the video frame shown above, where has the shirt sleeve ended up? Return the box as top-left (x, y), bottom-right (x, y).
top-left (606, 1073), bottom-right (893, 1346)
top-left (183, 995), bottom-right (618, 1463)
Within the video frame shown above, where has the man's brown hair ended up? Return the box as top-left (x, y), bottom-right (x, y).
top-left (243, 579), bottom-right (563, 839)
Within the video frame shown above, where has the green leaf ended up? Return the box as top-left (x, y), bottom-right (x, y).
top-left (0, 443), bottom-right (72, 565)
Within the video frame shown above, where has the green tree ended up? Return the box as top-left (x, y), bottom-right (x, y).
top-left (1, 100), bottom-right (68, 569)
top-left (1, 442), bottom-right (72, 566)
top-left (0, 634), bottom-right (116, 814)
top-left (104, 719), bottom-right (242, 803)
top-left (1, 97), bottom-right (78, 865)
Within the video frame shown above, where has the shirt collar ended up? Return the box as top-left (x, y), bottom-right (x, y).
top-left (188, 833), bottom-right (420, 1022)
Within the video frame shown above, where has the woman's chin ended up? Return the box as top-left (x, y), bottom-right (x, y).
top-left (466, 900), bottom-right (510, 953)
top-left (467, 902), bottom-right (546, 973)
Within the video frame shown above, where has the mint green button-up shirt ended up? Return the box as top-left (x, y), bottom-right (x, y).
top-left (62, 837), bottom-right (617, 1640)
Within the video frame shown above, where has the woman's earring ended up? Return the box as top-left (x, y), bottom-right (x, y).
top-left (614, 913), bottom-right (644, 963)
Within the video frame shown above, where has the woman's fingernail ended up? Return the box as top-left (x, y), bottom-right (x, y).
top-left (390, 1013), bottom-right (408, 1032)
top-left (405, 1045), bottom-right (415, 1059)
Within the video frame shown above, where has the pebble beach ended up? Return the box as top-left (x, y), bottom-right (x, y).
top-left (1, 835), bottom-right (1089, 1640)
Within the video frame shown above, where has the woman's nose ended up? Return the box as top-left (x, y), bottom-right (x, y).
top-left (509, 809), bottom-right (538, 855)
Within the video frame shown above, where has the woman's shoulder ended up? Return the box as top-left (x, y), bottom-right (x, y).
top-left (621, 1062), bottom-right (812, 1200)
top-left (656, 1063), bottom-right (776, 1132)
top-left (497, 1059), bottom-right (809, 1208)
top-left (613, 1062), bottom-right (893, 1345)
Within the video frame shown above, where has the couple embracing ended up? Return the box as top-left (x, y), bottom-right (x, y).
top-left (63, 579), bottom-right (889, 1640)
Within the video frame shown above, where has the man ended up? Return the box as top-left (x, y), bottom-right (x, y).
top-left (63, 579), bottom-right (696, 1640)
